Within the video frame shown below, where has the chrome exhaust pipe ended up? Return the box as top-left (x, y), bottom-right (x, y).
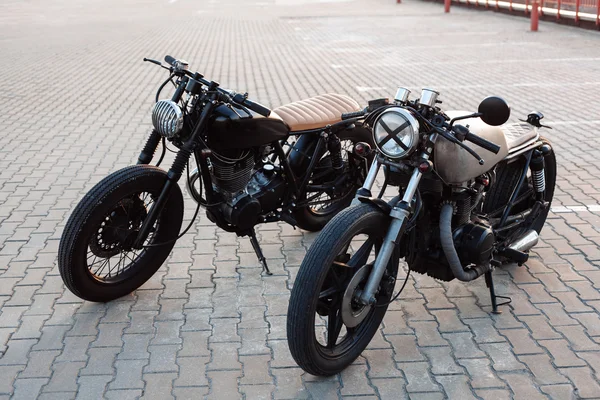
top-left (508, 230), bottom-right (539, 252)
top-left (186, 167), bottom-right (203, 203)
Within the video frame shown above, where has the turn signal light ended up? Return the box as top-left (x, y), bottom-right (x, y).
top-left (353, 142), bottom-right (372, 158)
top-left (418, 160), bottom-right (433, 173)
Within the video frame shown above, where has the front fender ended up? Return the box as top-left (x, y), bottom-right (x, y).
top-left (357, 195), bottom-right (400, 215)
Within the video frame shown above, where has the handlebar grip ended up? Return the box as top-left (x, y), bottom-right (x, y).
top-left (465, 131), bottom-right (501, 155)
top-left (243, 99), bottom-right (271, 118)
top-left (341, 109), bottom-right (366, 120)
top-left (164, 55), bottom-right (177, 66)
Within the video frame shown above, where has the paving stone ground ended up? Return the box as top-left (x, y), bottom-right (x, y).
top-left (1, 0), bottom-right (600, 398)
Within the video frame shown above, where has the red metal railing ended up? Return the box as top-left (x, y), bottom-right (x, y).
top-left (443, 0), bottom-right (600, 26)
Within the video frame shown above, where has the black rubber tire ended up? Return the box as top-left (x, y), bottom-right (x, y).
top-left (58, 165), bottom-right (184, 302)
top-left (483, 137), bottom-right (556, 234)
top-left (293, 128), bottom-right (375, 232)
top-left (287, 204), bottom-right (398, 376)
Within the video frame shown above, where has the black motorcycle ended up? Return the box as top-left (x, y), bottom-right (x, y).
top-left (287, 88), bottom-right (556, 376)
top-left (58, 56), bottom-right (374, 302)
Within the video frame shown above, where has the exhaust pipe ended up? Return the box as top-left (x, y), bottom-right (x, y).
top-left (186, 167), bottom-right (203, 203)
top-left (508, 230), bottom-right (539, 252)
top-left (439, 203), bottom-right (490, 282)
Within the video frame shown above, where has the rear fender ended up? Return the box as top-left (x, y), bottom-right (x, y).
top-left (287, 134), bottom-right (319, 177)
top-left (287, 125), bottom-right (373, 177)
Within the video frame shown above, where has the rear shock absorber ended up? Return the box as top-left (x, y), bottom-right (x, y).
top-left (530, 149), bottom-right (546, 196)
top-left (327, 134), bottom-right (344, 171)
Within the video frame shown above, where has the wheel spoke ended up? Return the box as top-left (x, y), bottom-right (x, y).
top-left (110, 253), bottom-right (125, 277)
top-left (326, 306), bottom-right (344, 348)
top-left (348, 238), bottom-right (374, 268)
top-left (94, 258), bottom-right (110, 276)
top-left (328, 265), bottom-right (348, 291)
top-left (319, 286), bottom-right (341, 300)
top-left (124, 252), bottom-right (137, 265)
top-left (87, 253), bottom-right (100, 267)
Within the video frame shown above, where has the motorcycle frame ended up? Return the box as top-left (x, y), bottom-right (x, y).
top-left (354, 135), bottom-right (549, 305)
top-left (132, 75), bottom-right (364, 245)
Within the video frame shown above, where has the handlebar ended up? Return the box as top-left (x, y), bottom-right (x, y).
top-left (232, 93), bottom-right (271, 117)
top-left (452, 124), bottom-right (500, 155)
top-left (150, 55), bottom-right (272, 118)
top-left (341, 109), bottom-right (367, 120)
top-left (464, 131), bottom-right (501, 154)
top-left (164, 55), bottom-right (177, 66)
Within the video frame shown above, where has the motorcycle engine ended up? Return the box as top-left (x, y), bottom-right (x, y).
top-left (210, 150), bottom-right (255, 194)
top-left (208, 148), bottom-right (286, 230)
top-left (452, 223), bottom-right (495, 266)
top-left (407, 183), bottom-right (495, 281)
top-left (247, 165), bottom-right (286, 213)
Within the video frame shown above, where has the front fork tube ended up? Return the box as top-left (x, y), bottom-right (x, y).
top-left (133, 97), bottom-right (217, 248)
top-left (132, 148), bottom-right (191, 248)
top-left (356, 133), bottom-right (437, 305)
top-left (137, 130), bottom-right (162, 165)
top-left (351, 157), bottom-right (381, 205)
top-left (358, 168), bottom-right (423, 305)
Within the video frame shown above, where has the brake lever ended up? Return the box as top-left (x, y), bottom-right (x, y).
top-left (143, 58), bottom-right (171, 71)
top-left (435, 127), bottom-right (485, 165)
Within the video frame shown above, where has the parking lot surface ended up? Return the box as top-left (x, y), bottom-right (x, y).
top-left (1, 0), bottom-right (600, 398)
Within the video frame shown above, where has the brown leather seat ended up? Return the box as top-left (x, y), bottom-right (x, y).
top-left (273, 93), bottom-right (361, 131)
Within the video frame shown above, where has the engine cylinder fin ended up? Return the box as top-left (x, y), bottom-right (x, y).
top-left (210, 152), bottom-right (255, 194)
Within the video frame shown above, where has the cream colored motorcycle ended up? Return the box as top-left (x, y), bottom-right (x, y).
top-left (287, 88), bottom-right (555, 376)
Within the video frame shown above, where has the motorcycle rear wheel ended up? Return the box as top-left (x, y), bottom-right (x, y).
top-left (293, 129), bottom-right (374, 232)
top-left (58, 165), bottom-right (183, 302)
top-left (483, 137), bottom-right (556, 237)
top-left (287, 204), bottom-right (399, 376)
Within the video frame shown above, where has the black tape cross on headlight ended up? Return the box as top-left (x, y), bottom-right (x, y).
top-left (377, 119), bottom-right (410, 151)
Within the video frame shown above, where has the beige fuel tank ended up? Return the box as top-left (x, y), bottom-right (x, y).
top-left (434, 111), bottom-right (509, 185)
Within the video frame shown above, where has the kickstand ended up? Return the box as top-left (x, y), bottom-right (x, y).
top-left (248, 229), bottom-right (272, 276)
top-left (485, 271), bottom-right (511, 314)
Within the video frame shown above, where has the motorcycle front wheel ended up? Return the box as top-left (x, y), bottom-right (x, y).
top-left (287, 204), bottom-right (399, 376)
top-left (58, 165), bottom-right (183, 302)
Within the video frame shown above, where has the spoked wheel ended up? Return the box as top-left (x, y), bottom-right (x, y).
top-left (59, 165), bottom-right (183, 302)
top-left (87, 191), bottom-right (155, 282)
top-left (287, 204), bottom-right (399, 376)
top-left (294, 130), bottom-right (374, 232)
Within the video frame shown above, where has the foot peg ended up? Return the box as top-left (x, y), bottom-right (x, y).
top-left (498, 247), bottom-right (529, 265)
top-left (248, 229), bottom-right (272, 276)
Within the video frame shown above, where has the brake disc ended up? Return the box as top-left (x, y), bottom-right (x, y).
top-left (90, 197), bottom-right (147, 257)
top-left (341, 264), bottom-right (373, 328)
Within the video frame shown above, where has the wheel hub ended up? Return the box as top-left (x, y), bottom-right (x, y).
top-left (341, 264), bottom-right (373, 328)
top-left (90, 197), bottom-right (147, 257)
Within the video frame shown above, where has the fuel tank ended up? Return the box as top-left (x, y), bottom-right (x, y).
top-left (434, 111), bottom-right (509, 185)
top-left (207, 103), bottom-right (289, 150)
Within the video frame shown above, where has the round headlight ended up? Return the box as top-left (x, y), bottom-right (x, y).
top-left (152, 100), bottom-right (184, 139)
top-left (373, 108), bottom-right (420, 159)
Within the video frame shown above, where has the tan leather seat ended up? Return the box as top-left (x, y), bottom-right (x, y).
top-left (502, 123), bottom-right (539, 150)
top-left (273, 93), bottom-right (361, 131)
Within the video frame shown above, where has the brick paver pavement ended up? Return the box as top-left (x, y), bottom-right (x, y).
top-left (1, 0), bottom-right (600, 398)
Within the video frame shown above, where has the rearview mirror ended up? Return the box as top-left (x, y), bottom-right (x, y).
top-left (478, 96), bottom-right (510, 126)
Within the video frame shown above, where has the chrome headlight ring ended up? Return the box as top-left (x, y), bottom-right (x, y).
top-left (373, 107), bottom-right (420, 159)
top-left (152, 100), bottom-right (184, 139)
